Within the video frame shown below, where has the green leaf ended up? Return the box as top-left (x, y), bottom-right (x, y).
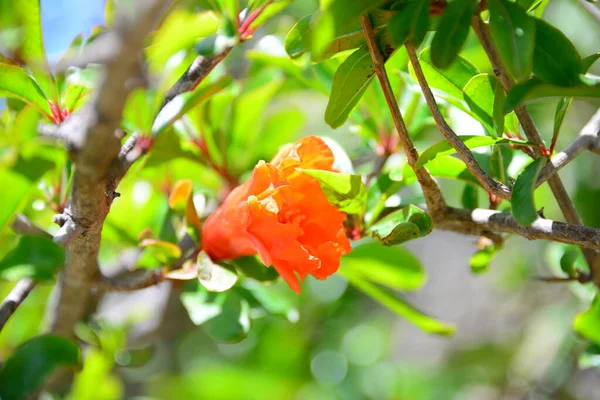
top-left (365, 173), bottom-right (404, 225)
top-left (493, 79), bottom-right (507, 137)
top-left (461, 183), bottom-right (479, 209)
top-left (139, 239), bottom-right (182, 266)
top-left (367, 205), bottom-right (432, 246)
top-left (416, 135), bottom-right (535, 169)
top-left (15, 0), bottom-right (55, 103)
top-left (312, 0), bottom-right (388, 58)
top-left (0, 156), bottom-right (55, 232)
top-left (148, 10), bottom-right (220, 71)
top-left (505, 79), bottom-right (600, 111)
top-left (532, 18), bottom-right (582, 86)
top-left (430, 0), bottom-right (478, 69)
top-left (143, 129), bottom-right (202, 168)
top-left (284, 9), bottom-right (392, 60)
top-left (560, 246), bottom-right (579, 277)
top-left (197, 251), bottom-right (238, 292)
top-left (231, 256), bottom-right (279, 282)
top-left (0, 235), bottom-right (65, 281)
top-left (463, 73), bottom-right (501, 132)
top-left (488, 0), bottom-right (535, 82)
top-left (341, 268), bottom-right (455, 335)
top-left (341, 241), bottom-right (425, 291)
top-left (574, 296), bottom-right (600, 346)
top-left (0, 63), bottom-right (51, 115)
top-left (0, 335), bottom-right (81, 400)
top-left (229, 78), bottom-right (284, 172)
top-left (397, 156), bottom-right (481, 187)
top-left (299, 169), bottom-right (367, 214)
top-left (325, 46), bottom-right (375, 128)
top-left (470, 245), bottom-right (500, 274)
top-left (202, 290), bottom-right (250, 343)
top-left (582, 52), bottom-right (600, 73)
top-left (412, 48), bottom-right (480, 99)
top-left (388, 0), bottom-right (429, 47)
top-left (578, 344), bottom-right (600, 370)
top-left (152, 75), bottom-right (232, 135)
top-left (550, 96), bottom-right (573, 152)
top-left (512, 157), bottom-right (546, 225)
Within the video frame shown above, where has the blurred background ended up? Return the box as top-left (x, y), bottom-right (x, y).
top-left (1, 0), bottom-right (600, 399)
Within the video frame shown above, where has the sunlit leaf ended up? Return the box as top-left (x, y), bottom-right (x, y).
top-left (0, 235), bottom-right (64, 281)
top-left (139, 239), bottom-right (182, 266)
top-left (574, 296), bottom-right (600, 346)
top-left (416, 135), bottom-right (535, 169)
top-left (197, 251), bottom-right (238, 292)
top-left (0, 63), bottom-right (51, 116)
top-left (341, 241), bottom-right (425, 291)
top-left (299, 169), bottom-right (367, 214)
top-left (367, 205), bottom-right (432, 246)
top-left (341, 268), bottom-right (455, 335)
top-left (470, 245), bottom-right (500, 274)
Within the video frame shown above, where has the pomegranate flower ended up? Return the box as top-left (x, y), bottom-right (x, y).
top-left (201, 136), bottom-right (351, 293)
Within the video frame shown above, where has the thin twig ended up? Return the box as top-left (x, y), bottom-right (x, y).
top-left (578, 0), bottom-right (600, 24)
top-left (471, 15), bottom-right (600, 285)
top-left (360, 15), bottom-right (447, 218)
top-left (405, 43), bottom-right (513, 200)
top-left (161, 48), bottom-right (232, 108)
top-left (0, 216), bottom-right (53, 333)
top-left (95, 271), bottom-right (165, 292)
top-left (0, 279), bottom-right (36, 332)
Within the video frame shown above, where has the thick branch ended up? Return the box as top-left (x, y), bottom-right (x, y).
top-left (360, 16), bottom-right (447, 218)
top-left (49, 0), bottom-right (170, 338)
top-left (405, 43), bottom-right (513, 200)
top-left (437, 208), bottom-right (600, 250)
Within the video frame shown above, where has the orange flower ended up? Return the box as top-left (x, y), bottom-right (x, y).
top-left (201, 136), bottom-right (352, 293)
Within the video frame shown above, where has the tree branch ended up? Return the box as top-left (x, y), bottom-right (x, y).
top-left (0, 279), bottom-right (36, 332)
top-left (405, 43), bottom-right (513, 200)
top-left (471, 15), bottom-right (600, 286)
top-left (0, 216), bottom-right (53, 333)
top-left (537, 109), bottom-right (600, 186)
top-left (48, 0), bottom-right (171, 338)
top-left (360, 16), bottom-right (447, 219)
top-left (161, 48), bottom-right (232, 109)
top-left (437, 208), bottom-right (600, 250)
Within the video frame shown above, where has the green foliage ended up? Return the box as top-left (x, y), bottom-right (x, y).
top-left (0, 335), bottom-right (81, 400)
top-left (488, 0), bottom-right (535, 83)
top-left (512, 157), bottom-right (546, 225)
top-left (0, 235), bottom-right (64, 280)
top-left (416, 136), bottom-right (535, 169)
top-left (367, 205), bottom-right (433, 246)
top-left (2, 0), bottom-right (600, 397)
top-left (430, 0), bottom-right (478, 69)
top-left (299, 169), bottom-right (367, 214)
